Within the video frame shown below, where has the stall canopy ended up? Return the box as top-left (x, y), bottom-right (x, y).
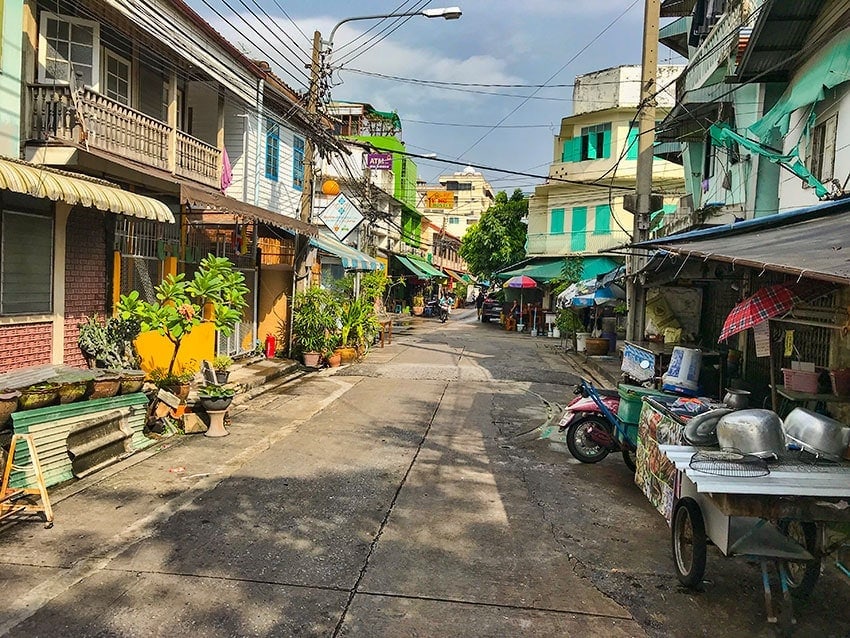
top-left (0, 157), bottom-right (174, 222)
top-left (310, 233), bottom-right (382, 271)
top-left (496, 256), bottom-right (620, 283)
top-left (395, 255), bottom-right (446, 280)
top-left (557, 277), bottom-right (625, 308)
top-left (632, 198), bottom-right (850, 285)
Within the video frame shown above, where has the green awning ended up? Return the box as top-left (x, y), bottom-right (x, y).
top-left (496, 257), bottom-right (620, 283)
top-left (406, 255), bottom-right (447, 279)
top-left (395, 255), bottom-right (430, 279)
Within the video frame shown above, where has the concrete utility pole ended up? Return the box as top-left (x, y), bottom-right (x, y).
top-left (626, 0), bottom-right (661, 342)
top-left (300, 30), bottom-right (322, 224)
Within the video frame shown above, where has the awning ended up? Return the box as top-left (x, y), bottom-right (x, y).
top-left (395, 255), bottom-right (446, 280)
top-left (496, 256), bottom-right (621, 283)
top-left (443, 268), bottom-right (465, 283)
top-left (633, 199), bottom-right (850, 285)
top-left (310, 233), bottom-right (382, 271)
top-left (181, 182), bottom-right (317, 236)
top-left (0, 157), bottom-right (174, 222)
top-left (395, 255), bottom-right (430, 278)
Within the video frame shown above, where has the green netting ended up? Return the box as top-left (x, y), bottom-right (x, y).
top-left (710, 123), bottom-right (828, 198)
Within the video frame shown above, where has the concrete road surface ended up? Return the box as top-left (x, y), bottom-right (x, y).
top-left (1, 308), bottom-right (848, 637)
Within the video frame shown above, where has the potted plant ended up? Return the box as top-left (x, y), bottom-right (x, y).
top-left (78, 314), bottom-right (141, 369)
top-left (212, 355), bottom-right (234, 384)
top-left (197, 383), bottom-right (236, 412)
top-left (292, 286), bottom-right (339, 367)
top-left (412, 294), bottom-right (425, 316)
top-left (555, 309), bottom-right (584, 349)
top-left (18, 383), bottom-right (60, 410)
top-left (324, 333), bottom-right (342, 368)
top-left (116, 255), bottom-right (249, 387)
top-left (0, 389), bottom-right (20, 426)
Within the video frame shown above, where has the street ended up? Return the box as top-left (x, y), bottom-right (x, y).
top-left (1, 310), bottom-right (849, 637)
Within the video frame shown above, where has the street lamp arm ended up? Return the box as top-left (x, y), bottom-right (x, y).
top-left (327, 7), bottom-right (462, 48)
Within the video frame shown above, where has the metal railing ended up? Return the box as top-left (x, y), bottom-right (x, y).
top-left (525, 230), bottom-right (631, 256)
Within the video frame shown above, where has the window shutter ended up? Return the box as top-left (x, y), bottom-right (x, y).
top-left (594, 204), bottom-right (611, 235)
top-left (550, 208), bottom-right (565, 234)
top-left (626, 125), bottom-right (639, 160)
top-left (1, 212), bottom-right (53, 314)
top-left (586, 133), bottom-right (597, 160)
top-left (601, 128), bottom-right (612, 158)
top-left (570, 206), bottom-right (587, 252)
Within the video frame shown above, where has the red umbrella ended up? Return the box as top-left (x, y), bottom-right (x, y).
top-left (503, 275), bottom-right (538, 289)
top-left (719, 282), bottom-right (833, 342)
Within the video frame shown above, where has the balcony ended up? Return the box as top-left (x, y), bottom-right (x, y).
top-left (28, 85), bottom-right (221, 189)
top-left (526, 230), bottom-right (631, 257)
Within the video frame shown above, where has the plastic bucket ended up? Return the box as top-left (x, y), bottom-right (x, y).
top-left (576, 332), bottom-right (589, 352)
top-left (662, 346), bottom-right (702, 394)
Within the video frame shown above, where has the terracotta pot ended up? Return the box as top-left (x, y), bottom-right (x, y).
top-left (165, 383), bottom-right (191, 401)
top-left (336, 346), bottom-right (357, 364)
top-left (327, 352), bottom-right (342, 368)
top-left (302, 351), bottom-right (322, 368)
top-left (89, 374), bottom-right (121, 399)
top-left (0, 390), bottom-right (21, 425)
top-left (585, 338), bottom-right (611, 356)
top-left (412, 306), bottom-right (424, 316)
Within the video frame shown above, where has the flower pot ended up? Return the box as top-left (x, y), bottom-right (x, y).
top-left (89, 374), bottom-right (121, 399)
top-left (115, 369), bottom-right (146, 395)
top-left (336, 346), bottom-right (357, 364)
top-left (199, 395), bottom-right (234, 412)
top-left (585, 338), bottom-right (610, 356)
top-left (0, 390), bottom-right (21, 425)
top-left (18, 384), bottom-right (60, 410)
top-left (412, 306), bottom-right (424, 316)
top-left (302, 351), bottom-right (322, 367)
top-left (58, 380), bottom-right (89, 404)
top-left (165, 383), bottom-right (191, 401)
top-left (327, 352), bottom-right (342, 368)
top-left (215, 370), bottom-right (231, 384)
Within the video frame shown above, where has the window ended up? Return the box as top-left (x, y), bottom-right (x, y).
top-left (703, 134), bottom-right (716, 179)
top-left (626, 123), bottom-right (639, 160)
top-left (570, 206), bottom-right (587, 252)
top-left (1, 210), bottom-right (53, 315)
top-left (265, 120), bottom-right (279, 181)
top-left (561, 123), bottom-right (612, 162)
top-left (38, 12), bottom-right (100, 89)
top-left (809, 114), bottom-right (837, 182)
top-left (593, 204), bottom-right (611, 235)
top-left (103, 49), bottom-right (131, 105)
top-left (550, 208), bottom-right (565, 234)
top-left (292, 135), bottom-right (305, 190)
top-left (448, 217), bottom-right (460, 225)
top-left (444, 181), bottom-right (472, 191)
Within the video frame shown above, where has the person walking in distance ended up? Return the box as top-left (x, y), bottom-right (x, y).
top-left (475, 291), bottom-right (485, 321)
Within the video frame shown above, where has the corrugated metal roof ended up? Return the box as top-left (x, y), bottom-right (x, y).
top-left (661, 445), bottom-right (850, 497)
top-left (735, 1), bottom-right (824, 82)
top-left (661, 0), bottom-right (696, 18)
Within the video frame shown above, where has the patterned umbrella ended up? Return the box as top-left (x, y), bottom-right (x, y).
top-left (719, 284), bottom-right (796, 342)
top-left (503, 275), bottom-right (538, 289)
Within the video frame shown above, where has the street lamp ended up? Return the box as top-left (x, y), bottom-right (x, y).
top-left (327, 7), bottom-right (463, 47)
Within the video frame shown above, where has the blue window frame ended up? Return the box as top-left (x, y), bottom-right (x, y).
top-left (265, 120), bottom-right (280, 181)
top-left (550, 208), bottom-right (565, 234)
top-left (292, 135), bottom-right (305, 190)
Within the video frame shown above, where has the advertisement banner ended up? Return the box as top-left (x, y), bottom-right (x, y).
top-left (366, 153), bottom-right (393, 170)
top-left (318, 192), bottom-right (363, 241)
top-left (425, 191), bottom-right (454, 209)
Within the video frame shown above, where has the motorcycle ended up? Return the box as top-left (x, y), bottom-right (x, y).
top-left (438, 300), bottom-right (451, 323)
top-left (425, 297), bottom-right (451, 323)
top-left (557, 379), bottom-right (637, 471)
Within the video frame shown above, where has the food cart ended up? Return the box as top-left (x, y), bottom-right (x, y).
top-left (635, 396), bottom-right (850, 633)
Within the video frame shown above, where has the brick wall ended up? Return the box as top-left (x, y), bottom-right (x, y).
top-left (64, 209), bottom-right (108, 367)
top-left (0, 323), bottom-right (53, 372)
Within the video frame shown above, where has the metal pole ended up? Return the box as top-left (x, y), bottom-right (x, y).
top-left (300, 31), bottom-right (322, 224)
top-left (626, 0), bottom-right (660, 342)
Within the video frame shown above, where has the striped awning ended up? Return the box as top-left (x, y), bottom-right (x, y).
top-left (0, 157), bottom-right (174, 222)
top-left (395, 255), bottom-right (446, 280)
top-left (310, 233), bottom-right (382, 271)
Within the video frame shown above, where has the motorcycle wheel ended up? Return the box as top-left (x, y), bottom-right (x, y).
top-left (565, 415), bottom-right (612, 463)
top-left (440, 311), bottom-right (448, 323)
top-left (621, 447), bottom-right (637, 472)
top-left (672, 497), bottom-right (707, 588)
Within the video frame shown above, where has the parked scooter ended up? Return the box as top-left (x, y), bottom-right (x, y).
top-left (557, 379), bottom-right (637, 471)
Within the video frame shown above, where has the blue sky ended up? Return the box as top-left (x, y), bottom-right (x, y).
top-left (195, 1), bottom-right (679, 194)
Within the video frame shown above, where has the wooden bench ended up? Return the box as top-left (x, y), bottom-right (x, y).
top-left (374, 300), bottom-right (394, 348)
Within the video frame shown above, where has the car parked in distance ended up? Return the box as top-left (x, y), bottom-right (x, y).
top-left (481, 293), bottom-right (504, 323)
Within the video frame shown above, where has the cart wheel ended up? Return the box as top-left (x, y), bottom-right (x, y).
top-left (672, 498), bottom-right (707, 588)
top-left (778, 520), bottom-right (821, 600)
top-left (566, 416), bottom-right (611, 464)
top-left (621, 447), bottom-right (637, 473)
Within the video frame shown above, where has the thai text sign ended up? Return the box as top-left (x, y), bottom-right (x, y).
top-left (425, 191), bottom-right (454, 209)
top-left (366, 153), bottom-right (393, 170)
top-left (318, 192), bottom-right (363, 241)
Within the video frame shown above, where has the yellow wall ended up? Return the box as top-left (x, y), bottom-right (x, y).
top-left (258, 268), bottom-right (292, 354)
top-left (136, 322), bottom-right (215, 375)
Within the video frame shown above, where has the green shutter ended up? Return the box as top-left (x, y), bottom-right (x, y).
top-left (562, 138), bottom-right (581, 163)
top-left (571, 206), bottom-right (587, 252)
top-left (626, 125), bottom-right (639, 160)
top-left (550, 208), bottom-right (565, 234)
top-left (601, 128), bottom-right (612, 158)
top-left (586, 132), bottom-right (597, 159)
top-left (594, 204), bottom-right (611, 235)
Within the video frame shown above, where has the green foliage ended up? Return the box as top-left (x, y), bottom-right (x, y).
top-left (78, 314), bottom-right (141, 369)
top-left (291, 286), bottom-right (340, 354)
top-left (459, 189), bottom-right (528, 280)
top-left (149, 360), bottom-right (198, 387)
top-left (549, 257), bottom-right (586, 296)
top-left (198, 383), bottom-right (236, 399)
top-left (212, 355), bottom-right (233, 371)
top-left (115, 255), bottom-right (248, 376)
top-left (555, 308), bottom-right (584, 335)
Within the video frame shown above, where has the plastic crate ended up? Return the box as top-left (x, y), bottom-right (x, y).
top-left (830, 369), bottom-right (850, 397)
top-left (781, 368), bottom-right (820, 393)
top-left (617, 384), bottom-right (668, 424)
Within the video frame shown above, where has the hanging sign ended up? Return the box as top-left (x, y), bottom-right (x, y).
top-left (784, 330), bottom-right (795, 357)
top-left (425, 191), bottom-right (454, 209)
top-left (366, 153), bottom-right (393, 170)
top-left (318, 192), bottom-right (363, 241)
top-left (753, 321), bottom-right (771, 358)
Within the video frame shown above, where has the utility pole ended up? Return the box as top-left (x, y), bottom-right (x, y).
top-left (626, 0), bottom-right (661, 342)
top-left (300, 30), bottom-right (322, 224)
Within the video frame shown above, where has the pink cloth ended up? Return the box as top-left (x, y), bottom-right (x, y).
top-left (221, 147), bottom-right (233, 193)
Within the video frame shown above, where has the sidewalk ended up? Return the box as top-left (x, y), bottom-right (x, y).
top-left (562, 349), bottom-right (622, 388)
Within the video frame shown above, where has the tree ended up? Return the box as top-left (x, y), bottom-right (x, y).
top-left (459, 189), bottom-right (527, 281)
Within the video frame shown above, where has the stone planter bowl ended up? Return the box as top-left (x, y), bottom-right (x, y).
top-left (88, 374), bottom-right (121, 399)
top-left (18, 384), bottom-right (60, 410)
top-left (0, 390), bottom-right (21, 425)
top-left (199, 395), bottom-right (234, 412)
top-left (58, 380), bottom-right (89, 404)
top-left (115, 370), bottom-right (146, 395)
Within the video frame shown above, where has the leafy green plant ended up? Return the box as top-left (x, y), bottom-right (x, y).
top-left (212, 354), bottom-right (233, 372)
top-left (149, 360), bottom-right (198, 387)
top-left (115, 255), bottom-right (249, 377)
top-left (78, 314), bottom-right (141, 369)
top-left (291, 286), bottom-right (340, 354)
top-left (613, 301), bottom-right (628, 316)
top-left (555, 308), bottom-right (584, 335)
top-left (198, 383), bottom-right (235, 399)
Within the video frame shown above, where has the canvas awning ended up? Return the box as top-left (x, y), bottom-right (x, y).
top-left (0, 157), bottom-right (174, 222)
top-left (310, 233), bottom-right (382, 271)
top-left (496, 256), bottom-right (621, 283)
top-left (395, 255), bottom-right (446, 280)
top-left (180, 182), bottom-right (317, 236)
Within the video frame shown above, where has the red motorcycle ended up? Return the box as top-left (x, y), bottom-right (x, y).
top-left (558, 379), bottom-right (637, 471)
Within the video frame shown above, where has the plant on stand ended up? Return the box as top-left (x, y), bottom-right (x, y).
top-left (116, 255), bottom-right (249, 395)
top-left (212, 355), bottom-right (234, 383)
top-left (555, 308), bottom-right (585, 350)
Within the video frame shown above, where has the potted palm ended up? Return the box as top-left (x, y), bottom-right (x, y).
top-left (292, 287), bottom-right (340, 367)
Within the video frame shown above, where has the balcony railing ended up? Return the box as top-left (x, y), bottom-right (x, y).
top-left (28, 85), bottom-right (221, 189)
top-left (678, 1), bottom-right (745, 100)
top-left (526, 230), bottom-right (631, 256)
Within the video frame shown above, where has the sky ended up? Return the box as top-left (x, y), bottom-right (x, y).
top-left (192, 0), bottom-right (681, 195)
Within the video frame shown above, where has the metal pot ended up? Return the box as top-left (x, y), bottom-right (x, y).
top-left (782, 407), bottom-right (850, 462)
top-left (716, 409), bottom-right (785, 459)
top-left (722, 388), bottom-right (751, 410)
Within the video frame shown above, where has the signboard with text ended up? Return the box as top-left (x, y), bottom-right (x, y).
top-left (318, 192), bottom-right (363, 241)
top-left (366, 153), bottom-right (393, 171)
top-left (425, 191), bottom-right (455, 210)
